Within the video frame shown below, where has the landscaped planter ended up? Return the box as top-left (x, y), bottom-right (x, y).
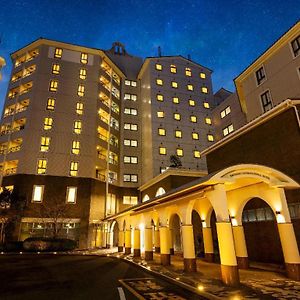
top-left (23, 237), bottom-right (77, 252)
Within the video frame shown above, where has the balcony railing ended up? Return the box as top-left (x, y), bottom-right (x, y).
top-left (96, 173), bottom-right (106, 181)
top-left (8, 145), bottom-right (21, 153)
top-left (4, 167), bottom-right (17, 176)
top-left (98, 153), bottom-right (106, 160)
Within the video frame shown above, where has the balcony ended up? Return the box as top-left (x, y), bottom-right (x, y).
top-left (15, 49), bottom-right (39, 68)
top-left (11, 65), bottom-right (36, 83)
top-left (8, 82), bottom-right (33, 99)
top-left (4, 167), bottom-right (17, 176)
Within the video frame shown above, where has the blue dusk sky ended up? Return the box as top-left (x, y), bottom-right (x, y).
top-left (0, 0), bottom-right (299, 110)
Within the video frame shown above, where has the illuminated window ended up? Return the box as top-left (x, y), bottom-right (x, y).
top-left (80, 53), bottom-right (88, 64)
top-left (157, 94), bottom-right (164, 101)
top-left (123, 174), bottom-right (138, 182)
top-left (70, 161), bottom-right (78, 176)
top-left (172, 97), bottom-right (179, 104)
top-left (124, 123), bottom-right (138, 131)
top-left (207, 134), bottom-right (214, 142)
top-left (125, 80), bottom-right (130, 86)
top-left (201, 87), bottom-right (208, 94)
top-left (190, 115), bottom-right (197, 123)
top-left (32, 185), bottom-right (44, 202)
top-left (159, 147), bottom-right (167, 155)
top-left (124, 93), bottom-right (137, 101)
top-left (49, 80), bottom-right (58, 92)
top-left (123, 196), bottom-right (138, 204)
top-left (157, 111), bottom-right (164, 118)
top-left (40, 137), bottom-right (50, 152)
top-left (66, 187), bottom-right (77, 203)
top-left (156, 64), bottom-right (162, 70)
top-left (170, 64), bottom-right (177, 73)
top-left (187, 84), bottom-right (193, 91)
top-left (72, 141), bottom-right (80, 154)
top-left (43, 117), bottom-right (53, 130)
top-left (156, 187), bottom-right (166, 197)
top-left (203, 102), bottom-right (210, 109)
top-left (174, 113), bottom-right (181, 120)
top-left (79, 68), bottom-right (87, 80)
top-left (171, 81), bottom-right (178, 88)
top-left (156, 79), bottom-right (163, 85)
top-left (189, 99), bottom-right (195, 106)
top-left (158, 128), bottom-right (166, 136)
top-left (77, 84), bottom-right (85, 97)
top-left (200, 72), bottom-right (206, 79)
top-left (175, 130), bottom-right (182, 138)
top-left (221, 106), bottom-right (231, 118)
top-left (194, 150), bottom-right (201, 158)
top-left (47, 98), bottom-right (55, 110)
top-left (76, 102), bottom-right (84, 115)
top-left (37, 159), bottom-right (47, 174)
top-left (142, 194), bottom-right (150, 202)
top-left (205, 117), bottom-right (212, 125)
top-left (124, 108), bottom-right (137, 115)
top-left (124, 139), bottom-right (137, 147)
top-left (54, 48), bottom-right (63, 58)
top-left (192, 132), bottom-right (199, 140)
top-left (223, 124), bottom-right (234, 136)
top-left (74, 121), bottom-right (82, 134)
top-left (131, 81), bottom-right (137, 87)
top-left (124, 156), bottom-right (138, 164)
top-left (176, 148), bottom-right (183, 157)
top-left (52, 64), bottom-right (60, 75)
top-left (185, 67), bottom-right (192, 76)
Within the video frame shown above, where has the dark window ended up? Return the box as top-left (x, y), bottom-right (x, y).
top-left (255, 67), bottom-right (266, 85)
top-left (291, 35), bottom-right (300, 57)
top-left (260, 90), bottom-right (273, 112)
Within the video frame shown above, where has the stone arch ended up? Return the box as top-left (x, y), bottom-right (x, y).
top-left (191, 209), bottom-right (204, 258)
top-left (155, 187), bottom-right (166, 197)
top-left (169, 213), bottom-right (182, 252)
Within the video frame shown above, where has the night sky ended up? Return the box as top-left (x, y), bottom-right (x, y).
top-left (0, 0), bottom-right (299, 110)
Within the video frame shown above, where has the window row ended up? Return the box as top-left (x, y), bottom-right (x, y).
top-left (124, 139), bottom-right (138, 147)
top-left (156, 79), bottom-right (208, 93)
top-left (155, 64), bottom-right (206, 79)
top-left (124, 156), bottom-right (138, 164)
top-left (158, 129), bottom-right (200, 140)
top-left (124, 108), bottom-right (137, 115)
top-left (220, 106), bottom-right (231, 119)
top-left (123, 195), bottom-right (138, 205)
top-left (156, 113), bottom-right (211, 124)
top-left (54, 48), bottom-right (88, 64)
top-left (49, 80), bottom-right (85, 97)
top-left (124, 79), bottom-right (137, 87)
top-left (223, 124), bottom-right (234, 137)
top-left (37, 159), bottom-right (78, 176)
top-left (46, 98), bottom-right (84, 115)
top-left (51, 63), bottom-right (87, 80)
top-left (158, 147), bottom-right (202, 158)
top-left (43, 118), bottom-right (82, 134)
top-left (156, 94), bottom-right (210, 108)
top-left (124, 93), bottom-right (137, 101)
top-left (123, 174), bottom-right (138, 182)
top-left (124, 123), bottom-right (138, 131)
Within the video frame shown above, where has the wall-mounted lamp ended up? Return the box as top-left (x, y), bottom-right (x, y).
top-left (230, 215), bottom-right (238, 226)
top-left (275, 211), bottom-right (281, 215)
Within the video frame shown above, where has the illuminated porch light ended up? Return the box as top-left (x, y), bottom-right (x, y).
top-left (230, 216), bottom-right (238, 227)
top-left (19, 252), bottom-right (23, 254)
top-left (201, 219), bottom-right (207, 228)
top-left (197, 285), bottom-right (204, 291)
top-left (275, 211), bottom-right (285, 223)
top-left (175, 277), bottom-right (180, 280)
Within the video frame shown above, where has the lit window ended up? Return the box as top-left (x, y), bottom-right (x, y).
top-left (156, 64), bottom-right (162, 70)
top-left (194, 150), bottom-right (201, 158)
top-left (70, 161), bottom-right (78, 176)
top-left (200, 72), bottom-right (206, 79)
top-left (223, 124), bottom-right (234, 136)
top-left (185, 67), bottom-right (192, 76)
top-left (173, 97), bottom-right (179, 104)
top-left (74, 121), bottom-right (82, 134)
top-left (159, 147), bottom-right (166, 155)
top-left (157, 94), bottom-right (164, 101)
top-left (124, 139), bottom-right (137, 147)
top-left (207, 134), bottom-right (214, 142)
top-left (220, 106), bottom-right (231, 118)
top-left (131, 81), bottom-right (137, 87)
top-left (72, 141), bottom-right (80, 154)
top-left (190, 115), bottom-right (197, 123)
top-left (52, 64), bottom-right (60, 75)
top-left (174, 113), bottom-right (181, 120)
top-left (189, 99), bottom-right (195, 106)
top-left (124, 123), bottom-right (138, 131)
top-left (156, 79), bottom-right (163, 85)
top-left (142, 194), bottom-right (150, 202)
top-left (80, 53), bottom-right (88, 64)
top-left (47, 98), bottom-right (55, 110)
top-left (123, 196), bottom-right (138, 204)
top-left (176, 148), bottom-right (183, 157)
top-left (123, 174), bottom-right (138, 182)
top-left (171, 81), bottom-right (178, 88)
top-left (261, 90), bottom-right (273, 113)
top-left (32, 185), bottom-right (44, 202)
top-left (124, 108), bottom-right (137, 115)
top-left (66, 187), bottom-right (77, 203)
top-left (158, 128), bottom-right (166, 136)
top-left (124, 94), bottom-right (137, 101)
top-left (37, 159), bottom-right (47, 174)
top-left (40, 137), bottom-right (50, 152)
top-left (43, 117), bottom-right (53, 130)
top-left (125, 80), bottom-right (130, 86)
top-left (203, 102), bottom-right (210, 109)
top-left (76, 102), bottom-right (84, 115)
top-left (205, 117), bottom-right (212, 125)
top-left (291, 35), bottom-right (300, 57)
top-left (49, 80), bottom-right (58, 92)
top-left (192, 132), bottom-right (199, 140)
top-left (156, 187), bottom-right (166, 196)
top-left (54, 48), bottom-right (63, 58)
top-left (77, 84), bottom-right (85, 97)
top-left (170, 64), bottom-right (177, 73)
top-left (157, 111), bottom-right (164, 118)
top-left (187, 84), bottom-right (193, 91)
top-left (175, 130), bottom-right (182, 138)
top-left (201, 87), bottom-right (208, 94)
top-left (124, 156), bottom-right (138, 164)
top-left (79, 68), bottom-right (87, 80)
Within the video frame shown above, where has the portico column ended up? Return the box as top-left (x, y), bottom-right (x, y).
top-left (160, 226), bottom-right (171, 265)
top-left (106, 231), bottom-right (111, 248)
top-left (124, 229), bottom-right (131, 255)
top-left (118, 230), bottom-right (124, 252)
top-left (101, 229), bottom-right (107, 248)
top-left (95, 228), bottom-right (102, 247)
top-left (216, 222), bottom-right (239, 286)
top-left (169, 228), bottom-right (174, 255)
top-left (144, 227), bottom-right (153, 261)
top-left (182, 224), bottom-right (197, 272)
top-left (278, 222), bottom-right (300, 280)
top-left (202, 227), bottom-right (214, 262)
top-left (133, 228), bottom-right (141, 257)
top-left (154, 227), bottom-right (160, 253)
top-left (232, 225), bottom-right (249, 269)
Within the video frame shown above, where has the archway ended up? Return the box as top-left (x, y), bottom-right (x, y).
top-left (210, 210), bottom-right (220, 263)
top-left (242, 197), bottom-right (284, 264)
top-left (192, 210), bottom-right (204, 258)
top-left (111, 221), bottom-right (119, 247)
top-left (169, 214), bottom-right (182, 253)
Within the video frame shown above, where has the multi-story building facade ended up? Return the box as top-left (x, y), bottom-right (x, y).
top-left (0, 56), bottom-right (5, 80)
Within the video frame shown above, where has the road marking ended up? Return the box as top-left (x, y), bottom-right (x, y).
top-left (118, 287), bottom-right (126, 300)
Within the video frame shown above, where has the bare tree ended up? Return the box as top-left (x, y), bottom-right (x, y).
top-left (169, 154), bottom-right (182, 168)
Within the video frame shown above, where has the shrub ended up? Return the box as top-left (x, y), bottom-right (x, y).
top-left (23, 237), bottom-right (77, 252)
